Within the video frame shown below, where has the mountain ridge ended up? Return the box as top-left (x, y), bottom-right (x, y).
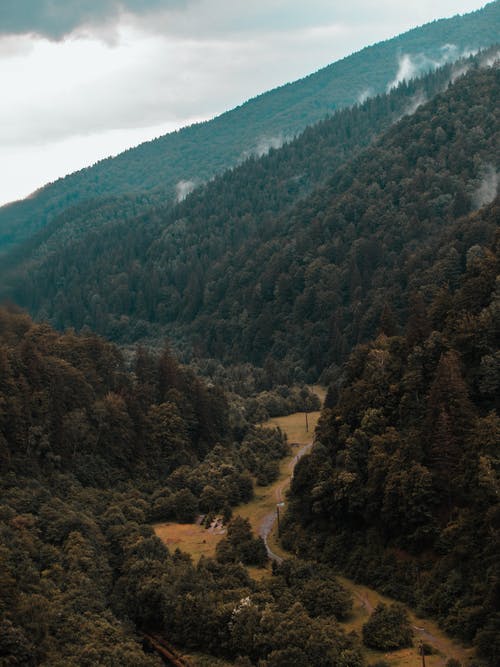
top-left (0, 0), bottom-right (498, 251)
top-left (4, 57), bottom-right (497, 385)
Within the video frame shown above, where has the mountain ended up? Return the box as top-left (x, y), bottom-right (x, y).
top-left (0, 1), bottom-right (498, 251)
top-left (284, 197), bottom-right (499, 665)
top-left (0, 306), bottom-right (361, 667)
top-left (1, 13), bottom-right (499, 667)
top-left (1, 63), bottom-right (498, 662)
top-left (4, 56), bottom-right (498, 386)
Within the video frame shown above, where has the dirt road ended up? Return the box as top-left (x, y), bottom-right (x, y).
top-left (258, 441), bottom-right (312, 562)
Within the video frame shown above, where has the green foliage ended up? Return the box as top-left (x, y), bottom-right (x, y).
top-left (227, 599), bottom-right (363, 667)
top-left (216, 516), bottom-right (268, 566)
top-left (0, 308), bottom-right (229, 485)
top-left (245, 385), bottom-right (321, 422)
top-left (239, 426), bottom-right (289, 485)
top-left (0, 310), bottom-right (361, 665)
top-left (172, 488), bottom-right (198, 523)
top-left (271, 559), bottom-right (353, 621)
top-left (362, 603), bottom-right (414, 650)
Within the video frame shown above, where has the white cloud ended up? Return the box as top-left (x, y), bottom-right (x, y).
top-left (357, 88), bottom-right (372, 104)
top-left (0, 120), bottom-right (205, 205)
top-left (480, 48), bottom-right (500, 67)
top-left (386, 45), bottom-right (461, 91)
top-left (0, 28), bottom-right (255, 147)
top-left (0, 22), bottom-right (379, 152)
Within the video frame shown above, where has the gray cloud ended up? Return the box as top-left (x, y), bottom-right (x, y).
top-left (0, 0), bottom-right (190, 40)
top-left (0, 1), bottom-right (487, 42)
top-left (133, 1), bottom-right (491, 42)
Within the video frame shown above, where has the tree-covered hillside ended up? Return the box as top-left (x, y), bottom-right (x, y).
top-left (5, 60), bottom-right (498, 386)
top-left (0, 1), bottom-right (498, 251)
top-left (0, 307), bottom-right (362, 666)
top-left (0, 11), bottom-right (498, 667)
top-left (2, 54), bottom-right (470, 299)
top-left (0, 306), bottom-right (231, 486)
top-left (283, 198), bottom-right (499, 665)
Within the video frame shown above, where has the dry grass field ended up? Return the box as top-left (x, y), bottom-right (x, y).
top-left (153, 521), bottom-right (225, 561)
top-left (262, 410), bottom-right (319, 445)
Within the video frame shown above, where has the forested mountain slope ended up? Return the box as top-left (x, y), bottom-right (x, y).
top-left (0, 1), bottom-right (498, 251)
top-left (0, 307), bottom-right (362, 666)
top-left (6, 61), bottom-right (498, 385)
top-left (2, 55), bottom-right (471, 301)
top-left (0, 307), bottom-right (230, 486)
top-left (284, 198), bottom-right (500, 666)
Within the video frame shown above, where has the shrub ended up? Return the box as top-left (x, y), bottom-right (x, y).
top-left (362, 603), bottom-right (414, 651)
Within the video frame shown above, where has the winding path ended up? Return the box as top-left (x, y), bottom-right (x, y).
top-left (258, 441), bottom-right (312, 563)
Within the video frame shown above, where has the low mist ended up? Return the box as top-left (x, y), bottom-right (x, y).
top-left (175, 179), bottom-right (196, 202)
top-left (473, 165), bottom-right (498, 210)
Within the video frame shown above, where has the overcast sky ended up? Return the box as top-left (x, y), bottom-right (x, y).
top-left (0, 1), bottom-right (490, 206)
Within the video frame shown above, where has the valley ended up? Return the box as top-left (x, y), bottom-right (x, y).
top-left (0, 4), bottom-right (498, 666)
top-left (154, 390), bottom-right (323, 564)
top-left (155, 386), bottom-right (474, 667)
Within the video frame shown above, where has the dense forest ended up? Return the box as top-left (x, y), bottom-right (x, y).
top-left (1, 11), bottom-right (499, 667)
top-left (284, 198), bottom-right (500, 666)
top-left (0, 305), bottom-right (310, 519)
top-left (0, 307), bottom-right (366, 666)
top-left (4, 59), bottom-right (498, 388)
top-left (0, 1), bottom-right (498, 251)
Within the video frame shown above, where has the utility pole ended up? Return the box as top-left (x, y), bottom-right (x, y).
top-left (419, 641), bottom-right (426, 667)
top-left (276, 502), bottom-right (285, 536)
top-left (305, 411), bottom-right (309, 432)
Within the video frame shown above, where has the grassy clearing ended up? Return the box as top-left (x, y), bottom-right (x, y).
top-left (262, 410), bottom-right (320, 445)
top-left (153, 522), bottom-right (225, 561)
top-left (237, 440), bottom-right (312, 526)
